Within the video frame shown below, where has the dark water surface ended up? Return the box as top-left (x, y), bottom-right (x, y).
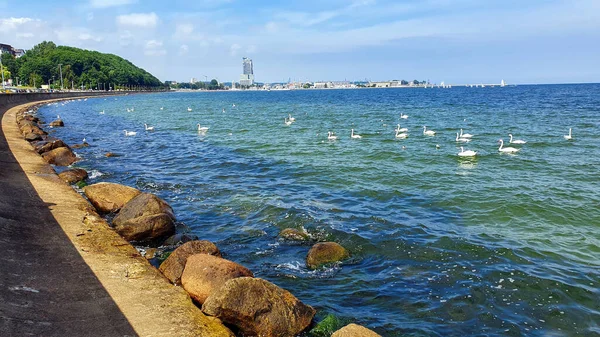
top-left (40, 85), bottom-right (600, 336)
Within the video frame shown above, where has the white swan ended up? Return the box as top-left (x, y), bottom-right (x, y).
top-left (99, 110), bottom-right (104, 115)
top-left (459, 129), bottom-right (473, 138)
top-left (498, 139), bottom-right (520, 153)
top-left (400, 113), bottom-right (408, 119)
top-left (423, 126), bottom-right (436, 136)
top-left (395, 124), bottom-right (408, 133)
top-left (458, 146), bottom-right (477, 157)
top-left (144, 123), bottom-right (155, 131)
top-left (284, 118), bottom-right (292, 126)
top-left (288, 114), bottom-right (296, 122)
top-left (123, 130), bottom-right (137, 136)
top-left (187, 107), bottom-right (192, 112)
top-left (564, 128), bottom-right (573, 140)
top-left (351, 129), bottom-right (362, 139)
top-left (126, 108), bottom-right (131, 112)
top-left (160, 107), bottom-right (164, 110)
top-left (456, 133), bottom-right (470, 142)
top-left (327, 132), bottom-right (337, 140)
top-left (197, 123), bottom-right (209, 132)
top-left (509, 134), bottom-right (526, 144)
top-left (395, 130), bottom-right (408, 139)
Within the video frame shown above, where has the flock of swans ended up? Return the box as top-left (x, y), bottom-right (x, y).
top-left (115, 106), bottom-right (575, 158)
top-left (311, 113), bottom-right (574, 158)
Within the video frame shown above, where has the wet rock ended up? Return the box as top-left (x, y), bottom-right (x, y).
top-left (34, 138), bottom-right (69, 154)
top-left (202, 277), bottom-right (315, 337)
top-left (58, 168), bottom-right (88, 184)
top-left (332, 324), bottom-right (381, 337)
top-left (72, 142), bottom-right (89, 149)
top-left (49, 119), bottom-right (64, 127)
top-left (181, 254), bottom-right (253, 304)
top-left (41, 147), bottom-right (78, 166)
top-left (112, 193), bottom-right (176, 242)
top-left (24, 132), bottom-right (43, 142)
top-left (83, 182), bottom-right (141, 213)
top-left (20, 123), bottom-right (46, 136)
top-left (159, 240), bottom-right (221, 284)
top-left (114, 213), bottom-right (175, 242)
top-left (279, 228), bottom-right (310, 241)
top-left (306, 242), bottom-right (349, 269)
top-left (162, 233), bottom-right (199, 246)
top-left (144, 248), bottom-right (158, 259)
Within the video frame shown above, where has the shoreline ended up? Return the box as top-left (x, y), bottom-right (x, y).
top-left (0, 96), bottom-right (234, 336)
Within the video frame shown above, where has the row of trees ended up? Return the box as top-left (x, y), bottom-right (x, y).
top-left (1, 41), bottom-right (164, 89)
top-left (168, 79), bottom-right (224, 90)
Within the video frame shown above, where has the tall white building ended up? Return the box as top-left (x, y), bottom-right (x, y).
top-left (240, 57), bottom-right (254, 86)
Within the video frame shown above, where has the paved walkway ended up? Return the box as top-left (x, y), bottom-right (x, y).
top-left (0, 100), bottom-right (233, 337)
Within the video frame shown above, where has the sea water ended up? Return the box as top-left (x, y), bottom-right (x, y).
top-left (39, 85), bottom-right (600, 336)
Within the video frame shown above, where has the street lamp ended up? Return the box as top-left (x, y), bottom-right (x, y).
top-left (0, 56), bottom-right (5, 90)
top-left (58, 64), bottom-right (63, 90)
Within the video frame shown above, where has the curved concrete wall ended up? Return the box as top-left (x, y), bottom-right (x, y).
top-left (0, 91), bottom-right (138, 112)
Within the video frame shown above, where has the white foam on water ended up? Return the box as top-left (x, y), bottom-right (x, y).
top-left (88, 170), bottom-right (104, 179)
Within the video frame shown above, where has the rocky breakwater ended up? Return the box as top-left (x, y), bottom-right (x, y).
top-left (82, 180), bottom-right (317, 336)
top-left (15, 106), bottom-right (82, 171)
top-left (16, 102), bottom-right (376, 335)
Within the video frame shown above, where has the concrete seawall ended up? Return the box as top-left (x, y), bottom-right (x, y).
top-left (0, 91), bottom-right (143, 111)
top-left (0, 94), bottom-right (234, 337)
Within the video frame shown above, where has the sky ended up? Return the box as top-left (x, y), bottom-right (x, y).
top-left (1, 0), bottom-right (599, 84)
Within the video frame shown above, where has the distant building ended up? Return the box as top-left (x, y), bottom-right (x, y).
top-left (13, 49), bottom-right (25, 58)
top-left (0, 43), bottom-right (13, 55)
top-left (0, 44), bottom-right (26, 58)
top-left (190, 77), bottom-right (197, 84)
top-left (240, 57), bottom-right (254, 86)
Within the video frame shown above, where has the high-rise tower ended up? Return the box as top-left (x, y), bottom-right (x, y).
top-left (240, 57), bottom-right (254, 86)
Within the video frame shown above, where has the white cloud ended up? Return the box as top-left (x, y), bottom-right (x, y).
top-left (246, 45), bottom-right (257, 54)
top-left (119, 30), bottom-right (134, 46)
top-left (16, 32), bottom-right (34, 38)
top-left (146, 40), bottom-right (163, 48)
top-left (79, 33), bottom-right (103, 42)
top-left (175, 23), bottom-right (194, 36)
top-left (89, 0), bottom-right (137, 8)
top-left (116, 12), bottom-right (158, 28)
top-left (145, 39), bottom-right (166, 56)
top-left (0, 17), bottom-right (35, 30)
top-left (229, 43), bottom-right (241, 56)
top-left (180, 44), bottom-right (189, 55)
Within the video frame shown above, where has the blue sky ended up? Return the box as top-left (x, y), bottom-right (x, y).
top-left (1, 0), bottom-right (599, 84)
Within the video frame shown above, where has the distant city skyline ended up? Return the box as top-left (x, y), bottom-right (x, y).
top-left (1, 0), bottom-right (599, 84)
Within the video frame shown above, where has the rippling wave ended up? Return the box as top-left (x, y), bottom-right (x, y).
top-left (40, 85), bottom-right (600, 336)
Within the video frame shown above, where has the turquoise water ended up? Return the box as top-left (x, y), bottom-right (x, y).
top-left (40, 85), bottom-right (600, 336)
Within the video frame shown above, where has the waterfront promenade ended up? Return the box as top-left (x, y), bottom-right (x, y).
top-left (0, 93), bottom-right (232, 337)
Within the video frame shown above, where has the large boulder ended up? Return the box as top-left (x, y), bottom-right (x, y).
top-left (112, 193), bottom-right (176, 242)
top-left (49, 119), bottom-right (64, 127)
top-left (41, 147), bottom-right (78, 166)
top-left (24, 132), bottom-right (43, 142)
top-left (332, 324), bottom-right (381, 337)
top-left (306, 242), bottom-right (349, 269)
top-left (58, 168), bottom-right (88, 184)
top-left (20, 123), bottom-right (46, 136)
top-left (202, 277), bottom-right (315, 337)
top-left (113, 213), bottom-right (175, 242)
top-left (83, 182), bottom-right (141, 213)
top-left (34, 138), bottom-right (69, 154)
top-left (181, 254), bottom-right (253, 304)
top-left (279, 228), bottom-right (310, 241)
top-left (159, 240), bottom-right (222, 285)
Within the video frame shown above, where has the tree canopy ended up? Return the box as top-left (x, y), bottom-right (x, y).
top-left (2, 41), bottom-right (163, 89)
